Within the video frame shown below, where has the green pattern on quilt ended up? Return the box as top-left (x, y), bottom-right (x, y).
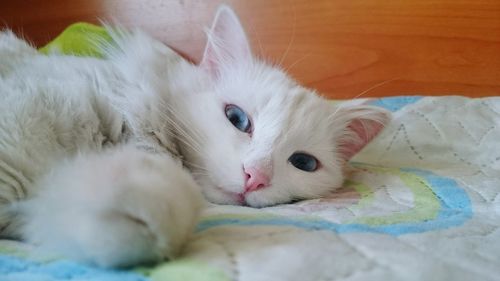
top-left (345, 180), bottom-right (374, 211)
top-left (149, 260), bottom-right (230, 281)
top-left (0, 242), bottom-right (29, 258)
top-left (351, 165), bottom-right (440, 225)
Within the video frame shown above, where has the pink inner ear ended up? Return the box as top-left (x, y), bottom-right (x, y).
top-left (201, 42), bottom-right (218, 77)
top-left (340, 117), bottom-right (386, 161)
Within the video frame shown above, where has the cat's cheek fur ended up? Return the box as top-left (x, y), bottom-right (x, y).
top-left (19, 145), bottom-right (203, 267)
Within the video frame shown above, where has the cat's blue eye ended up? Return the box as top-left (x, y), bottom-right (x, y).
top-left (288, 152), bottom-right (319, 172)
top-left (225, 104), bottom-right (252, 133)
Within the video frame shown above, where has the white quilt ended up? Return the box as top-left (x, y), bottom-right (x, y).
top-left (1, 96), bottom-right (499, 281)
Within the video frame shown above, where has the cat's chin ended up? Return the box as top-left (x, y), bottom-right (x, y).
top-left (202, 185), bottom-right (276, 207)
top-left (203, 185), bottom-right (292, 208)
top-left (201, 184), bottom-right (245, 206)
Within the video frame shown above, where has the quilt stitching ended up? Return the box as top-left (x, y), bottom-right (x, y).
top-left (409, 110), bottom-right (442, 137)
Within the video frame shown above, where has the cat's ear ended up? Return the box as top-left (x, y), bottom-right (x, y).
top-left (335, 105), bottom-right (391, 161)
top-left (200, 5), bottom-right (252, 78)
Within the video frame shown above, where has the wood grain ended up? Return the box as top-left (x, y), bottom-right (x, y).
top-left (1, 0), bottom-right (499, 98)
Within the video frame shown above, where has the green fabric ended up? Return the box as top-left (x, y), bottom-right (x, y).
top-left (149, 260), bottom-right (230, 281)
top-left (39, 22), bottom-right (110, 57)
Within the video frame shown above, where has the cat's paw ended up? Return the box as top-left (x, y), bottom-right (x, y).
top-left (20, 145), bottom-right (203, 267)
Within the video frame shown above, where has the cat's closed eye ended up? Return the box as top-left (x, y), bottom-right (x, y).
top-left (288, 152), bottom-right (319, 172)
top-left (225, 104), bottom-right (252, 134)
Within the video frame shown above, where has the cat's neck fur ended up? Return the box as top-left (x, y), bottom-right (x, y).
top-left (101, 30), bottom-right (211, 158)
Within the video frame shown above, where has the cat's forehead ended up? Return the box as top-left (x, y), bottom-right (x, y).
top-left (217, 63), bottom-right (293, 104)
top-left (268, 89), bottom-right (333, 143)
top-left (217, 62), bottom-right (335, 143)
top-left (254, 67), bottom-right (332, 130)
top-left (219, 63), bottom-right (327, 114)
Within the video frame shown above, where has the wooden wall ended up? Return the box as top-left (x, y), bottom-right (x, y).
top-left (1, 0), bottom-right (499, 98)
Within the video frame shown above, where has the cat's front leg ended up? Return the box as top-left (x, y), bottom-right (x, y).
top-left (20, 145), bottom-right (203, 267)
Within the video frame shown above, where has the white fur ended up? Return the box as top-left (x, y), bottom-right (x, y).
top-left (0, 6), bottom-right (389, 267)
top-left (20, 145), bottom-right (201, 267)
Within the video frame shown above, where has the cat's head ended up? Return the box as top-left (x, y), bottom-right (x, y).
top-left (178, 6), bottom-right (390, 207)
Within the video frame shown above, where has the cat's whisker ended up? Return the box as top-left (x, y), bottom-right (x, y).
top-left (190, 169), bottom-right (208, 175)
top-left (180, 158), bottom-right (209, 172)
top-left (156, 100), bottom-right (205, 146)
top-left (189, 168), bottom-right (209, 174)
top-left (328, 78), bottom-right (399, 121)
top-left (169, 108), bottom-right (205, 145)
top-left (171, 127), bottom-right (203, 155)
top-left (350, 78), bottom-right (400, 101)
top-left (154, 104), bottom-right (204, 153)
top-left (165, 121), bottom-right (209, 160)
top-left (155, 114), bottom-right (204, 157)
top-left (283, 52), bottom-right (311, 73)
top-left (327, 105), bottom-right (343, 122)
top-left (248, 21), bottom-right (264, 58)
top-left (187, 170), bottom-right (209, 177)
top-left (170, 129), bottom-right (204, 156)
top-left (278, 0), bottom-right (297, 67)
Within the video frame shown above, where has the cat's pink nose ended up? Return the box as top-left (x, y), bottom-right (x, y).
top-left (244, 167), bottom-right (270, 193)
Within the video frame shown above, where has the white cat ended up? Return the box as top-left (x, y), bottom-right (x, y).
top-left (0, 6), bottom-right (389, 267)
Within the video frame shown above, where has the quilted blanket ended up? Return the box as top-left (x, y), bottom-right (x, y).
top-left (1, 24), bottom-right (499, 281)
